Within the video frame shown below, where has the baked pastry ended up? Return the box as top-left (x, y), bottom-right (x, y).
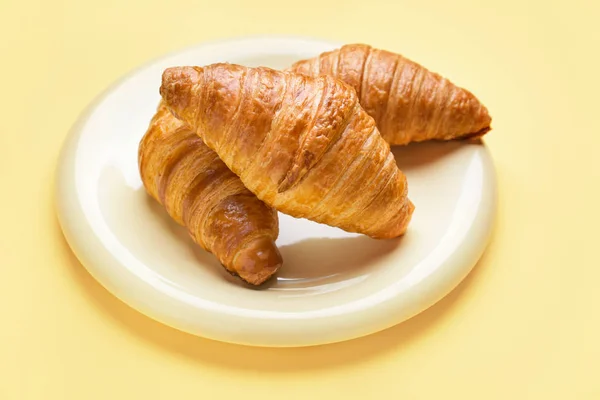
top-left (288, 44), bottom-right (491, 145)
top-left (160, 64), bottom-right (414, 238)
top-left (138, 102), bottom-right (282, 285)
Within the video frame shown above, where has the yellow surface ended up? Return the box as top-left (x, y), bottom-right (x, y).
top-left (1, 0), bottom-right (599, 398)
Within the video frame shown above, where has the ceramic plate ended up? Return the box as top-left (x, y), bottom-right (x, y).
top-left (56, 36), bottom-right (496, 347)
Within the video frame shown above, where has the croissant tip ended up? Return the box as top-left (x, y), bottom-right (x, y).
top-left (159, 66), bottom-right (202, 111)
top-left (232, 237), bottom-right (282, 285)
top-left (394, 199), bottom-right (415, 238)
top-left (459, 125), bottom-right (492, 141)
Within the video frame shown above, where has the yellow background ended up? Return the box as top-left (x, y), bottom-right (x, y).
top-left (1, 0), bottom-right (599, 398)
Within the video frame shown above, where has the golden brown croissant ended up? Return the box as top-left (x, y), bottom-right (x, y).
top-left (160, 64), bottom-right (414, 239)
top-left (138, 102), bottom-right (282, 285)
top-left (288, 44), bottom-right (492, 145)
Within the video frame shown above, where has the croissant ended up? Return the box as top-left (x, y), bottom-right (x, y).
top-left (288, 44), bottom-right (492, 145)
top-left (160, 64), bottom-right (414, 238)
top-left (138, 102), bottom-right (282, 285)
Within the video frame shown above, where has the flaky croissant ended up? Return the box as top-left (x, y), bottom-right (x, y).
top-left (138, 102), bottom-right (282, 285)
top-left (288, 44), bottom-right (492, 145)
top-left (160, 64), bottom-right (414, 238)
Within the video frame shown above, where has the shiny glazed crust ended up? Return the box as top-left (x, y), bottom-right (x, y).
top-left (289, 44), bottom-right (492, 145)
top-left (138, 102), bottom-right (281, 285)
top-left (160, 64), bottom-right (414, 238)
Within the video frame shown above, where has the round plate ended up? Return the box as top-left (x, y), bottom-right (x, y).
top-left (56, 36), bottom-right (497, 347)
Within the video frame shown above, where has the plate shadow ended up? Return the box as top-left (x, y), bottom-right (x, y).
top-left (57, 214), bottom-right (496, 372)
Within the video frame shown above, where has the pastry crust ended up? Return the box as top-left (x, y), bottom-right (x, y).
top-left (289, 44), bottom-right (492, 145)
top-left (138, 102), bottom-right (282, 285)
top-left (160, 64), bottom-right (414, 238)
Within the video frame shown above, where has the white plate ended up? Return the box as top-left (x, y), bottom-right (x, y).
top-left (56, 36), bottom-right (496, 347)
